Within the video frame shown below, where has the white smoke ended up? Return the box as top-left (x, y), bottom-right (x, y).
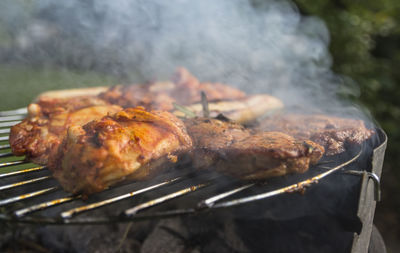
top-left (0, 0), bottom-right (367, 116)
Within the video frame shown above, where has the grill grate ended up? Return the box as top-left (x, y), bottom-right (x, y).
top-left (0, 108), bottom-right (371, 225)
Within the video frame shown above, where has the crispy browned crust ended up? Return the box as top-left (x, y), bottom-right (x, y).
top-left (99, 67), bottom-right (246, 111)
top-left (259, 114), bottom-right (374, 155)
top-left (185, 118), bottom-right (324, 180)
top-left (9, 96), bottom-right (122, 164)
top-left (48, 107), bottom-right (193, 195)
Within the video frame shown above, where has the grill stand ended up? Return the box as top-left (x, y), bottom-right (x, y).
top-left (351, 130), bottom-right (387, 253)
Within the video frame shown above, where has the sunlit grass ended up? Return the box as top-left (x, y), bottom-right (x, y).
top-left (0, 64), bottom-right (118, 110)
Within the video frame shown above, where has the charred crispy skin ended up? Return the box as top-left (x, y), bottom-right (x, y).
top-left (258, 114), bottom-right (374, 155)
top-left (48, 107), bottom-right (192, 195)
top-left (9, 96), bottom-right (122, 164)
top-left (99, 67), bottom-right (246, 111)
top-left (185, 118), bottom-right (324, 180)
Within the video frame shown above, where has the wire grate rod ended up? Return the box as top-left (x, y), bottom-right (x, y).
top-left (0, 121), bottom-right (21, 128)
top-left (0, 115), bottom-right (26, 122)
top-left (0, 187), bottom-right (58, 207)
top-left (0, 176), bottom-right (52, 191)
top-left (0, 108), bottom-right (27, 117)
top-left (0, 166), bottom-right (46, 179)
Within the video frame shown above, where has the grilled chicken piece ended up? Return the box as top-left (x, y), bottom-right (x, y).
top-left (173, 94), bottom-right (283, 124)
top-left (9, 96), bottom-right (122, 165)
top-left (99, 67), bottom-right (246, 111)
top-left (185, 118), bottom-right (324, 180)
top-left (48, 107), bottom-right (192, 195)
top-left (258, 114), bottom-right (374, 155)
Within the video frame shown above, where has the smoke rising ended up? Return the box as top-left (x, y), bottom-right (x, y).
top-left (0, 0), bottom-right (369, 117)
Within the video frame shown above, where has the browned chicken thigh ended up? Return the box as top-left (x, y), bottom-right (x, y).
top-left (9, 96), bottom-right (122, 165)
top-left (48, 107), bottom-right (193, 195)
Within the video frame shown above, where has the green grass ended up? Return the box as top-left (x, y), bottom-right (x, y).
top-left (0, 64), bottom-right (118, 111)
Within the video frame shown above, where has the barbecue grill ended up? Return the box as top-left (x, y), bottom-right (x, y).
top-left (0, 107), bottom-right (387, 253)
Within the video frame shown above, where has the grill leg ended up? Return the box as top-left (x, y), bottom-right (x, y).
top-left (368, 225), bottom-right (387, 253)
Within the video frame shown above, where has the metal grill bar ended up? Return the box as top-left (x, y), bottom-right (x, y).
top-left (0, 108), bottom-right (27, 116)
top-left (15, 195), bottom-right (78, 217)
top-left (0, 160), bottom-right (27, 168)
top-left (0, 121), bottom-right (21, 128)
top-left (0, 144), bottom-right (11, 150)
top-left (0, 187), bottom-right (58, 207)
top-left (124, 183), bottom-right (209, 216)
top-left (0, 136), bottom-right (10, 142)
top-left (0, 115), bottom-right (26, 122)
top-left (199, 184), bottom-right (255, 208)
top-left (0, 176), bottom-right (51, 191)
top-left (0, 129), bottom-right (10, 134)
top-left (0, 152), bottom-right (13, 158)
top-left (0, 166), bottom-right (45, 179)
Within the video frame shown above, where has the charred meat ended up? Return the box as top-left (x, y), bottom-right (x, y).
top-left (9, 96), bottom-right (121, 165)
top-left (48, 107), bottom-right (192, 195)
top-left (185, 118), bottom-right (324, 180)
top-left (258, 114), bottom-right (374, 155)
top-left (99, 67), bottom-right (246, 111)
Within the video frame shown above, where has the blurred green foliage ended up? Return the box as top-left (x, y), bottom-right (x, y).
top-left (293, 0), bottom-right (400, 175)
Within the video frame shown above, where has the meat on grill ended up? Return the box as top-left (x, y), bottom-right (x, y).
top-left (48, 107), bottom-right (192, 195)
top-left (9, 68), bottom-right (283, 166)
top-left (99, 67), bottom-right (246, 111)
top-left (48, 109), bottom-right (324, 194)
top-left (9, 96), bottom-right (122, 165)
top-left (258, 114), bottom-right (374, 155)
top-left (185, 118), bottom-right (324, 180)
